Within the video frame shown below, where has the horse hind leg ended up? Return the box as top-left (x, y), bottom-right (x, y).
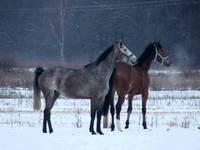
top-left (116, 95), bottom-right (125, 132)
top-left (43, 109), bottom-right (48, 133)
top-left (47, 109), bottom-right (53, 133)
top-left (43, 90), bottom-right (60, 133)
top-left (125, 95), bottom-right (133, 129)
top-left (97, 109), bottom-right (104, 135)
top-left (103, 115), bottom-right (108, 129)
top-left (43, 108), bottom-right (53, 133)
top-left (103, 93), bottom-right (110, 128)
top-left (110, 97), bottom-right (115, 131)
top-left (103, 87), bottom-right (115, 131)
top-left (103, 86), bottom-right (115, 129)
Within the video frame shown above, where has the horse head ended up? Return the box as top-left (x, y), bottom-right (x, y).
top-left (113, 40), bottom-right (137, 64)
top-left (153, 41), bottom-right (171, 67)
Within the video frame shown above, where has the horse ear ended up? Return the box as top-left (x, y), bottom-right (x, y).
top-left (119, 39), bottom-right (123, 46)
top-left (154, 38), bottom-right (161, 44)
top-left (116, 39), bottom-right (123, 48)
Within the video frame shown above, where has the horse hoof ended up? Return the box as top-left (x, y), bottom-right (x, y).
top-left (111, 125), bottom-right (115, 131)
top-left (43, 130), bottom-right (47, 133)
top-left (49, 130), bottom-right (53, 134)
top-left (90, 130), bottom-right (97, 135)
top-left (143, 123), bottom-right (147, 129)
top-left (97, 130), bottom-right (104, 135)
top-left (125, 122), bottom-right (129, 129)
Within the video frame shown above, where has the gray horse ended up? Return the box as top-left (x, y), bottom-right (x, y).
top-left (33, 40), bottom-right (137, 135)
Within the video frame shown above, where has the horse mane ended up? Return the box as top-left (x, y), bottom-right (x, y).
top-left (84, 62), bottom-right (94, 68)
top-left (136, 43), bottom-right (155, 66)
top-left (95, 45), bottom-right (114, 65)
top-left (84, 45), bottom-right (114, 68)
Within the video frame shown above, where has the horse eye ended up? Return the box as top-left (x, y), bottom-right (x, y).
top-left (124, 48), bottom-right (127, 51)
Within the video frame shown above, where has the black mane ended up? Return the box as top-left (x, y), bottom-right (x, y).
top-left (84, 62), bottom-right (94, 68)
top-left (136, 43), bottom-right (155, 66)
top-left (95, 45), bottom-right (114, 65)
top-left (84, 45), bottom-right (114, 68)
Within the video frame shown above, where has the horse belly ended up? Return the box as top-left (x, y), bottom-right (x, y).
top-left (60, 82), bottom-right (91, 99)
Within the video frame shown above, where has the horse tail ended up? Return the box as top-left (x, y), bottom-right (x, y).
top-left (103, 69), bottom-right (115, 128)
top-left (103, 69), bottom-right (115, 116)
top-left (33, 67), bottom-right (44, 110)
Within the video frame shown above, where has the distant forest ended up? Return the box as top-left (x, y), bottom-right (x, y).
top-left (0, 0), bottom-right (199, 69)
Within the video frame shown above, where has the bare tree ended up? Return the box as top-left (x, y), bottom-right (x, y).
top-left (60, 0), bottom-right (66, 62)
top-left (48, 0), bottom-right (66, 63)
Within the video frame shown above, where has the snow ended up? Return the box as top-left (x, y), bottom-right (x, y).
top-left (0, 89), bottom-right (200, 128)
top-left (0, 88), bottom-right (200, 150)
top-left (0, 125), bottom-right (200, 150)
top-left (0, 88), bottom-right (200, 113)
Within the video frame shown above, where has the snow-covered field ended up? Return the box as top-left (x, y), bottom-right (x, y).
top-left (0, 88), bottom-right (200, 127)
top-left (0, 88), bottom-right (200, 150)
top-left (1, 123), bottom-right (200, 150)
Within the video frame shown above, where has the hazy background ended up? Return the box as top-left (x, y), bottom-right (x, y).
top-left (0, 0), bottom-right (199, 69)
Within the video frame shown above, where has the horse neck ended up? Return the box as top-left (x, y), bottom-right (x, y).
top-left (141, 57), bottom-right (153, 72)
top-left (97, 52), bottom-right (115, 76)
top-left (137, 54), bottom-right (154, 72)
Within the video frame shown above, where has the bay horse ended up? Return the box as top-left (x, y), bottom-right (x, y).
top-left (103, 41), bottom-right (171, 131)
top-left (33, 40), bottom-right (137, 135)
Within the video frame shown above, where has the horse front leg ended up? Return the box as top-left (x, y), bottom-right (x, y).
top-left (89, 109), bottom-right (96, 135)
top-left (125, 95), bottom-right (133, 129)
top-left (96, 99), bottom-right (105, 135)
top-left (97, 110), bottom-right (104, 135)
top-left (89, 100), bottom-right (97, 135)
top-left (142, 93), bottom-right (148, 129)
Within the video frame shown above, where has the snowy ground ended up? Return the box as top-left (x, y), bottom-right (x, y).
top-left (1, 123), bottom-right (200, 150)
top-left (0, 89), bottom-right (200, 128)
top-left (0, 88), bottom-right (200, 150)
